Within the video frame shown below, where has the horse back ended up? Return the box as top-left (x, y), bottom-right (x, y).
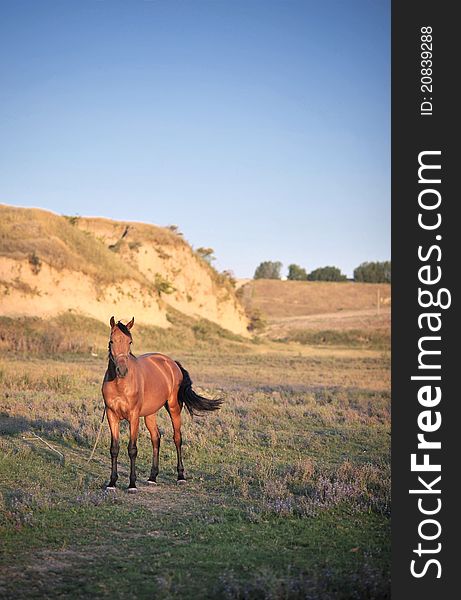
top-left (136, 353), bottom-right (182, 416)
top-left (137, 352), bottom-right (181, 374)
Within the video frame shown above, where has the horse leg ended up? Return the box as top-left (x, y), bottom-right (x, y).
top-left (107, 409), bottom-right (120, 489)
top-left (167, 399), bottom-right (185, 483)
top-left (128, 415), bottom-right (140, 492)
top-left (145, 414), bottom-right (161, 484)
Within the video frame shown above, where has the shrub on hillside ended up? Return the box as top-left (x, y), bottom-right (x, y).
top-left (63, 215), bottom-right (80, 226)
top-left (196, 247), bottom-right (216, 264)
top-left (308, 266), bottom-right (347, 282)
top-left (287, 264), bottom-right (308, 280)
top-left (254, 261), bottom-right (282, 280)
top-left (221, 270), bottom-right (237, 287)
top-left (247, 309), bottom-right (267, 332)
top-left (354, 261), bottom-right (391, 283)
top-left (153, 273), bottom-right (176, 296)
top-left (28, 252), bottom-right (42, 275)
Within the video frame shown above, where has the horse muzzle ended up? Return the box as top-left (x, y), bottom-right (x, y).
top-left (114, 355), bottom-right (129, 378)
top-left (116, 364), bottom-right (128, 378)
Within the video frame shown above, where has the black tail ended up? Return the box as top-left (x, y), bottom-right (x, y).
top-left (176, 361), bottom-right (223, 416)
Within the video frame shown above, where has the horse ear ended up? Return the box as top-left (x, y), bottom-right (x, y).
top-left (126, 317), bottom-right (135, 330)
top-left (110, 316), bottom-right (116, 328)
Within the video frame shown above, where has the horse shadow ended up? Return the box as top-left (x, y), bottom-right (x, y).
top-left (0, 411), bottom-right (99, 459)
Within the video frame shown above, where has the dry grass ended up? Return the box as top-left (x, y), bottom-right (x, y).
top-left (0, 311), bottom-right (249, 357)
top-left (0, 348), bottom-right (390, 525)
top-left (238, 279), bottom-right (391, 320)
top-left (273, 328), bottom-right (390, 350)
top-left (0, 204), bottom-right (148, 287)
top-left (76, 216), bottom-right (187, 249)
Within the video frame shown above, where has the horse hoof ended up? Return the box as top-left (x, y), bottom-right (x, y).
top-left (177, 478), bottom-right (187, 485)
top-left (147, 480), bottom-right (158, 486)
top-left (127, 487), bottom-right (138, 494)
top-left (106, 486), bottom-right (116, 491)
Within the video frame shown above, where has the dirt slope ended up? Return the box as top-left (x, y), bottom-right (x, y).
top-left (0, 205), bottom-right (248, 335)
top-left (75, 216), bottom-right (246, 333)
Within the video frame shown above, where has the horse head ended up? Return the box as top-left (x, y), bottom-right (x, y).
top-left (108, 316), bottom-right (134, 378)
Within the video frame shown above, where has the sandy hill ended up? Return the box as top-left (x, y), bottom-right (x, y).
top-left (238, 279), bottom-right (391, 338)
top-left (238, 279), bottom-right (391, 320)
top-left (0, 204), bottom-right (248, 335)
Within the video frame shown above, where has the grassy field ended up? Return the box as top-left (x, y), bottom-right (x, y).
top-left (0, 321), bottom-right (390, 599)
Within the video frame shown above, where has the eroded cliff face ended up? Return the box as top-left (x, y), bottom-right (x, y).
top-left (0, 205), bottom-right (249, 335)
top-left (0, 256), bottom-right (169, 326)
top-left (75, 217), bottom-right (248, 334)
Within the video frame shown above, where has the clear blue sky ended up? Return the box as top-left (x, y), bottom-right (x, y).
top-left (0, 0), bottom-right (389, 278)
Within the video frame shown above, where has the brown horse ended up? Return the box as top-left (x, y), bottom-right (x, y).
top-left (102, 316), bottom-right (221, 492)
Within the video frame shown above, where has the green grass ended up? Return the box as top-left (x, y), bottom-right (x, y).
top-left (274, 329), bottom-right (390, 350)
top-left (0, 325), bottom-right (390, 598)
top-left (1, 502), bottom-right (389, 599)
